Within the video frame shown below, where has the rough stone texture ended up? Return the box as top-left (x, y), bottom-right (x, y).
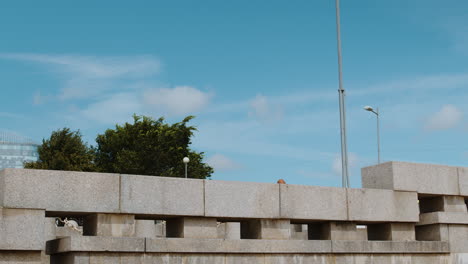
top-left (279, 184), bottom-right (347, 221)
top-left (0, 168), bottom-right (120, 212)
top-left (166, 217), bottom-right (218, 239)
top-left (368, 223), bottom-right (415, 241)
top-left (458, 167), bottom-right (468, 196)
top-left (418, 212), bottom-right (468, 225)
top-left (145, 238), bottom-right (332, 253)
top-left (416, 224), bottom-right (449, 241)
top-left (331, 241), bottom-right (449, 253)
top-left (224, 222), bottom-right (241, 239)
top-left (347, 188), bottom-right (419, 222)
top-left (448, 224), bottom-right (468, 253)
top-left (120, 174), bottom-right (204, 216)
top-left (83, 213), bottom-right (135, 237)
top-left (46, 236), bottom-right (145, 254)
top-left (135, 220), bottom-right (156, 238)
top-left (204, 180), bottom-right (280, 218)
top-left (241, 219), bottom-right (290, 240)
top-left (362, 161), bottom-right (460, 195)
top-left (0, 252), bottom-right (43, 264)
top-left (0, 208), bottom-right (45, 250)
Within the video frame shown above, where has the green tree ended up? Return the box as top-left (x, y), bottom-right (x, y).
top-left (24, 128), bottom-right (96, 171)
top-left (94, 115), bottom-right (213, 179)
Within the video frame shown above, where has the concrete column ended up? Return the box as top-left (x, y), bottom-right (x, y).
top-left (241, 219), bottom-right (290, 239)
top-left (368, 223), bottom-right (415, 241)
top-left (308, 222), bottom-right (362, 240)
top-left (166, 217), bottom-right (217, 238)
top-left (419, 196), bottom-right (467, 213)
top-left (291, 224), bottom-right (308, 240)
top-left (415, 224), bottom-right (449, 241)
top-left (155, 220), bottom-right (166, 237)
top-left (135, 220), bottom-right (156, 238)
top-left (83, 214), bottom-right (135, 237)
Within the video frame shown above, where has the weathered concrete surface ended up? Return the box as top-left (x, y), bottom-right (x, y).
top-left (280, 184), bottom-right (347, 221)
top-left (448, 225), bottom-right (468, 253)
top-left (0, 208), bottom-right (45, 250)
top-left (347, 188), bottom-right (419, 222)
top-left (0, 168), bottom-right (120, 212)
top-left (120, 174), bottom-right (204, 216)
top-left (362, 162), bottom-right (460, 195)
top-left (331, 241), bottom-right (449, 253)
top-left (367, 223), bottom-right (415, 241)
top-left (218, 222), bottom-right (241, 239)
top-left (166, 217), bottom-right (218, 239)
top-left (416, 224), bottom-right (449, 241)
top-left (205, 180), bottom-right (280, 218)
top-left (83, 213), bottom-right (135, 237)
top-left (241, 219), bottom-right (290, 240)
top-left (458, 167), bottom-right (468, 196)
top-left (135, 220), bottom-right (156, 238)
top-left (46, 236), bottom-right (145, 254)
top-left (0, 252), bottom-right (43, 264)
top-left (418, 212), bottom-right (468, 226)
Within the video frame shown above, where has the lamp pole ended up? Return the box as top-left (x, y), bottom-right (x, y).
top-left (183, 157), bottom-right (190, 178)
top-left (364, 106), bottom-right (380, 164)
top-left (335, 0), bottom-right (349, 187)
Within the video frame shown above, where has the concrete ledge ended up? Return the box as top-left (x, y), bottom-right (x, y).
top-left (418, 212), bottom-right (468, 226)
top-left (279, 184), bottom-right (347, 221)
top-left (347, 188), bottom-right (419, 222)
top-left (146, 238), bottom-right (332, 253)
top-left (331, 241), bottom-right (449, 253)
top-left (0, 169), bottom-right (120, 213)
top-left (204, 180), bottom-right (280, 218)
top-left (45, 236), bottom-right (145, 254)
top-left (362, 162), bottom-right (459, 195)
top-left (120, 174), bottom-right (204, 216)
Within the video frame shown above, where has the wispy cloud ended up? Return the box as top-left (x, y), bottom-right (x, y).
top-left (206, 154), bottom-right (242, 172)
top-left (248, 94), bottom-right (283, 121)
top-left (425, 104), bottom-right (463, 131)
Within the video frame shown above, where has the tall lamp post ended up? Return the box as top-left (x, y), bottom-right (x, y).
top-left (364, 106), bottom-right (380, 164)
top-left (335, 0), bottom-right (350, 187)
top-left (183, 157), bottom-right (190, 178)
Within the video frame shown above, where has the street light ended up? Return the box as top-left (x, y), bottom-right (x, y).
top-left (364, 106), bottom-right (380, 164)
top-left (183, 157), bottom-right (190, 178)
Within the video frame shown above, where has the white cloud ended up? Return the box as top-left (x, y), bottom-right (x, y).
top-left (332, 153), bottom-right (359, 176)
top-left (80, 93), bottom-right (142, 124)
top-left (248, 94), bottom-right (283, 121)
top-left (0, 53), bottom-right (161, 100)
top-left (206, 154), bottom-right (241, 171)
top-left (425, 105), bottom-right (463, 131)
top-left (143, 86), bottom-right (212, 116)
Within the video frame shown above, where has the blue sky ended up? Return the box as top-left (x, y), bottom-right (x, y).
top-left (1, 0), bottom-right (468, 187)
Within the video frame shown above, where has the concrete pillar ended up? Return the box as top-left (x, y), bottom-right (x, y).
top-left (155, 220), bottom-right (166, 237)
top-left (135, 220), bottom-right (156, 238)
top-left (83, 214), bottom-right (135, 237)
top-left (415, 224), bottom-right (449, 241)
top-left (241, 219), bottom-right (290, 239)
top-left (308, 222), bottom-right (362, 240)
top-left (368, 223), bottom-right (415, 241)
top-left (419, 196), bottom-right (467, 213)
top-left (166, 217), bottom-right (217, 238)
top-left (291, 224), bottom-right (308, 240)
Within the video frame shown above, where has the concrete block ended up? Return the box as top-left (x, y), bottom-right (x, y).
top-left (331, 241), bottom-right (449, 253)
top-left (120, 175), bottom-right (204, 216)
top-left (420, 196), bottom-right (467, 213)
top-left (155, 221), bottom-right (166, 237)
top-left (290, 224), bottom-right (308, 240)
top-left (183, 254), bottom-right (227, 264)
top-left (458, 167), bottom-right (468, 196)
top-left (448, 224), bottom-right (468, 253)
top-left (88, 253), bottom-right (145, 264)
top-left (166, 217), bottom-right (217, 239)
top-left (145, 238), bottom-right (332, 253)
top-left (368, 223), bottom-right (415, 241)
top-left (83, 214), bottom-right (135, 237)
top-left (347, 188), bottom-right (419, 222)
top-left (204, 180), bottom-right (280, 218)
top-left (0, 208), bottom-right (45, 250)
top-left (46, 236), bottom-right (145, 254)
top-left (225, 222), bottom-right (241, 239)
top-left (362, 162), bottom-right (459, 195)
top-left (415, 224), bottom-right (449, 241)
top-left (418, 212), bottom-right (468, 225)
top-left (143, 254), bottom-right (183, 264)
top-left (135, 220), bottom-right (156, 238)
top-left (225, 254), bottom-right (264, 264)
top-left (241, 219), bottom-right (290, 240)
top-left (264, 254), bottom-right (332, 264)
top-left (279, 184), bottom-right (347, 221)
top-left (0, 252), bottom-right (43, 264)
top-left (0, 168), bottom-right (120, 213)
top-left (309, 222), bottom-right (363, 241)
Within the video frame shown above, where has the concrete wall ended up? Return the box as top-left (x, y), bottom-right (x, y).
top-left (0, 161), bottom-right (467, 264)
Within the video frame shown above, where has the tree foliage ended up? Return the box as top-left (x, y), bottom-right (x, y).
top-left (94, 115), bottom-right (213, 179)
top-left (24, 128), bottom-right (96, 171)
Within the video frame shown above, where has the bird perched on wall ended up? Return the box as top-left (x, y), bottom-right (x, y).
top-left (277, 179), bottom-right (286, 184)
